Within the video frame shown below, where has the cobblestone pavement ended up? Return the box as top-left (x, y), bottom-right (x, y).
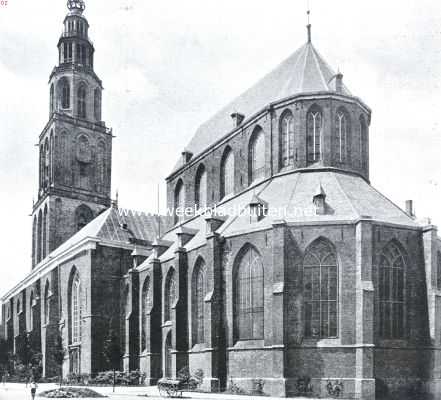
top-left (0, 383), bottom-right (323, 400)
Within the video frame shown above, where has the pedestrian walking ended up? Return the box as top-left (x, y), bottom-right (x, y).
top-left (30, 380), bottom-right (38, 400)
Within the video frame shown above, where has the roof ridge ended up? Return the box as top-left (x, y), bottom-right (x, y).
top-left (310, 44), bottom-right (329, 90)
top-left (331, 172), bottom-right (360, 217)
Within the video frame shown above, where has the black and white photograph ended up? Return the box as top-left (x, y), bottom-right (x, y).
top-left (0, 1), bottom-right (441, 399)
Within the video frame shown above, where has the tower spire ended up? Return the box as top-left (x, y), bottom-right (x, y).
top-left (306, 2), bottom-right (312, 43)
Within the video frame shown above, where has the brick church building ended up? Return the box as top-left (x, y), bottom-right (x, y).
top-left (2, 1), bottom-right (441, 399)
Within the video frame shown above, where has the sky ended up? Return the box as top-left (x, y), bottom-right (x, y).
top-left (0, 0), bottom-right (440, 298)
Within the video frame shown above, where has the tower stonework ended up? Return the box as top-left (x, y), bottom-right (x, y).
top-left (31, 0), bottom-right (112, 268)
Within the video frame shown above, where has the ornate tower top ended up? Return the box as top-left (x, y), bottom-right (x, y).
top-left (67, 0), bottom-right (85, 15)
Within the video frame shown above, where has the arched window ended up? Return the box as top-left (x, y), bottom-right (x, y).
top-left (192, 259), bottom-right (207, 345)
top-left (50, 84), bottom-right (54, 114)
top-left (379, 240), bottom-right (406, 339)
top-left (335, 108), bottom-right (350, 163)
top-left (174, 179), bottom-right (185, 224)
top-left (29, 292), bottom-right (34, 332)
top-left (306, 105), bottom-right (323, 165)
top-left (195, 165), bottom-right (207, 210)
top-left (59, 78), bottom-right (70, 109)
top-left (44, 282), bottom-right (50, 325)
top-left (75, 204), bottom-right (93, 231)
top-left (359, 115), bottom-right (368, 169)
top-left (32, 217), bottom-right (37, 267)
top-left (42, 205), bottom-right (48, 260)
top-left (248, 127), bottom-right (265, 183)
top-left (44, 138), bottom-right (50, 187)
top-left (280, 111), bottom-right (294, 168)
top-left (97, 141), bottom-right (106, 192)
top-left (141, 277), bottom-right (152, 351)
top-left (71, 272), bottom-right (81, 344)
top-left (164, 269), bottom-right (176, 323)
top-left (234, 246), bottom-right (264, 341)
top-left (303, 238), bottom-right (338, 338)
top-left (94, 88), bottom-right (101, 121)
top-left (437, 252), bottom-right (441, 290)
top-left (37, 210), bottom-right (42, 263)
top-left (220, 147), bottom-right (234, 199)
top-left (77, 84), bottom-right (87, 118)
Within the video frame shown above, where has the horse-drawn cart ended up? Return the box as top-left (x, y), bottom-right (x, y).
top-left (157, 378), bottom-right (186, 398)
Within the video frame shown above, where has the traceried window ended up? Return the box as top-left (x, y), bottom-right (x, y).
top-left (60, 79), bottom-right (70, 109)
top-left (50, 84), bottom-right (54, 114)
top-left (359, 115), bottom-right (368, 169)
top-left (44, 282), bottom-right (50, 325)
top-left (248, 127), bottom-right (265, 183)
top-left (77, 84), bottom-right (87, 118)
top-left (164, 269), bottom-right (176, 323)
top-left (141, 277), bottom-right (152, 351)
top-left (280, 111), bottom-right (294, 168)
top-left (220, 148), bottom-right (234, 199)
top-left (335, 108), bottom-right (350, 163)
top-left (29, 291), bottom-right (35, 332)
top-left (192, 259), bottom-right (207, 345)
top-left (71, 273), bottom-right (81, 343)
top-left (437, 252), bottom-right (441, 290)
top-left (379, 240), bottom-right (406, 339)
top-left (195, 165), bottom-right (207, 210)
top-left (174, 179), bottom-right (185, 224)
top-left (306, 105), bottom-right (323, 164)
top-left (234, 246), bottom-right (264, 341)
top-left (303, 238), bottom-right (338, 338)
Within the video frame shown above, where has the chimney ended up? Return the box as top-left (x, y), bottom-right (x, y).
top-left (231, 112), bottom-right (245, 128)
top-left (405, 200), bottom-right (414, 217)
top-left (335, 72), bottom-right (343, 94)
top-left (181, 150), bottom-right (193, 164)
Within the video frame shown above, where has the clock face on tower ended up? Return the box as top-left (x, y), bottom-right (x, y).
top-left (67, 0), bottom-right (85, 12)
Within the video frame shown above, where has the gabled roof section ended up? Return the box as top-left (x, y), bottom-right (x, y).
top-left (175, 42), bottom-right (351, 171)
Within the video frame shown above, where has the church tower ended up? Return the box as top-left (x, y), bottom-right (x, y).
top-left (31, 0), bottom-right (112, 268)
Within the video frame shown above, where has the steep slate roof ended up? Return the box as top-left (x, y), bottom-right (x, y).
top-left (42, 207), bottom-right (173, 263)
top-left (137, 170), bottom-right (420, 270)
top-left (175, 41), bottom-right (350, 170)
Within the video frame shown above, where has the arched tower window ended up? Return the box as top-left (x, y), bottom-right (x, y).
top-left (195, 165), bottom-right (207, 210)
top-left (42, 205), bottom-right (48, 260)
top-left (44, 138), bottom-right (50, 188)
top-left (32, 217), bottom-right (37, 267)
top-left (50, 84), bottom-right (54, 115)
top-left (141, 277), bottom-right (152, 351)
top-left (174, 179), bottom-right (185, 224)
top-left (248, 127), bottom-right (265, 183)
top-left (77, 84), bottom-right (87, 118)
top-left (280, 111), bottom-right (294, 168)
top-left (97, 141), bottom-right (106, 192)
top-left (29, 291), bottom-right (34, 332)
top-left (335, 107), bottom-right (350, 163)
top-left (37, 210), bottom-right (42, 263)
top-left (70, 272), bottom-right (81, 344)
top-left (234, 246), bottom-right (264, 341)
top-left (164, 269), bottom-right (176, 323)
top-left (75, 204), bottom-right (93, 231)
top-left (303, 237), bottom-right (338, 338)
top-left (306, 105), bottom-right (323, 165)
top-left (379, 240), bottom-right (406, 339)
top-left (59, 78), bottom-right (70, 109)
top-left (94, 88), bottom-right (101, 121)
top-left (192, 259), bottom-right (207, 345)
top-left (359, 115), bottom-right (368, 170)
top-left (437, 252), bottom-right (441, 290)
top-left (220, 147), bottom-right (234, 199)
top-left (44, 282), bottom-right (50, 325)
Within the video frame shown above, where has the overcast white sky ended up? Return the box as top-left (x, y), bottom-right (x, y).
top-left (0, 0), bottom-right (440, 297)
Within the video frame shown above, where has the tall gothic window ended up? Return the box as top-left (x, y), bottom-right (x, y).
top-left (50, 84), bottom-right (54, 114)
top-left (280, 111), bottom-right (294, 168)
top-left (234, 246), bottom-right (264, 341)
top-left (44, 282), bottom-right (50, 325)
top-left (359, 115), bottom-right (367, 169)
top-left (220, 147), bottom-right (234, 199)
top-left (306, 105), bottom-right (323, 164)
top-left (336, 108), bottom-right (350, 163)
top-left (37, 210), bottom-right (42, 263)
top-left (164, 269), bottom-right (176, 323)
top-left (437, 252), bottom-right (441, 290)
top-left (303, 238), bottom-right (338, 338)
top-left (195, 165), bottom-right (207, 210)
top-left (71, 272), bottom-right (81, 344)
top-left (32, 217), bottom-right (37, 267)
top-left (141, 277), bottom-right (152, 351)
top-left (97, 141), bottom-right (106, 192)
top-left (379, 241), bottom-right (406, 339)
top-left (60, 79), bottom-right (70, 109)
top-left (42, 205), bottom-right (48, 259)
top-left (174, 179), bottom-right (185, 224)
top-left (77, 84), bottom-right (87, 118)
top-left (29, 292), bottom-right (34, 332)
top-left (192, 259), bottom-right (207, 345)
top-left (248, 127), bottom-right (265, 183)
top-left (94, 88), bottom-right (101, 121)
